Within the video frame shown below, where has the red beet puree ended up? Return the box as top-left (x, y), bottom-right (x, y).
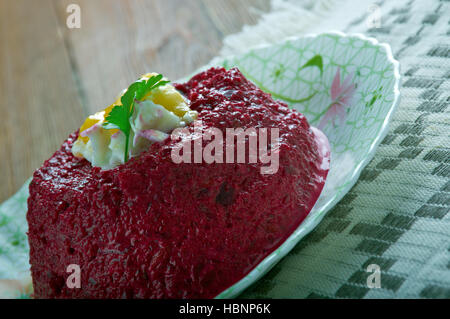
top-left (27, 67), bottom-right (330, 298)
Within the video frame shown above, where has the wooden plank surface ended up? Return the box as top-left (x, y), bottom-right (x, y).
top-left (0, 0), bottom-right (85, 203)
top-left (0, 0), bottom-right (270, 202)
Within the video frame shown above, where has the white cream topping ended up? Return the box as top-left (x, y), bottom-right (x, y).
top-left (72, 81), bottom-right (197, 170)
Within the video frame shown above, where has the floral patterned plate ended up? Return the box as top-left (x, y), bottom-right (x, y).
top-left (209, 31), bottom-right (401, 298)
top-left (0, 32), bottom-right (400, 299)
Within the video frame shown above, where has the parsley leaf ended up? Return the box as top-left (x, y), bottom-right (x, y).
top-left (103, 74), bottom-right (170, 163)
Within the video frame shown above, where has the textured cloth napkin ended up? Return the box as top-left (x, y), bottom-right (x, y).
top-left (0, 0), bottom-right (449, 299)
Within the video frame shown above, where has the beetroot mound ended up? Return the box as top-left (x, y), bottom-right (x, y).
top-left (27, 67), bottom-right (329, 298)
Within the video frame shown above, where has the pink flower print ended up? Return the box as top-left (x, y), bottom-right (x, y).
top-left (318, 68), bottom-right (356, 130)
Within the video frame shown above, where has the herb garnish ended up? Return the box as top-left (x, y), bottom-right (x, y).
top-left (103, 74), bottom-right (169, 162)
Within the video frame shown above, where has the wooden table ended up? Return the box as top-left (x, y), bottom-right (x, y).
top-left (0, 0), bottom-right (270, 202)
